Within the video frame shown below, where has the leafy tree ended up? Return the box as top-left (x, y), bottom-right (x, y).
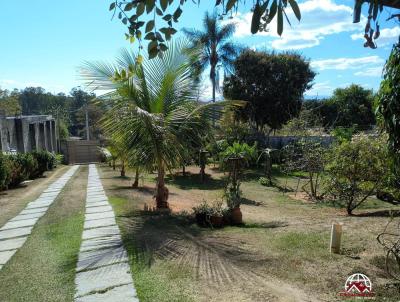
top-left (224, 49), bottom-right (315, 133)
top-left (0, 88), bottom-right (21, 115)
top-left (81, 41), bottom-right (226, 209)
top-left (377, 40), bottom-right (400, 160)
top-left (183, 12), bottom-right (239, 103)
top-left (326, 135), bottom-right (388, 215)
top-left (329, 84), bottom-right (375, 128)
top-left (69, 87), bottom-right (96, 137)
top-left (109, 0), bottom-right (301, 58)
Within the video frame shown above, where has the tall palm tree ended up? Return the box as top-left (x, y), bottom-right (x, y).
top-left (80, 40), bottom-right (224, 209)
top-left (183, 12), bottom-right (239, 103)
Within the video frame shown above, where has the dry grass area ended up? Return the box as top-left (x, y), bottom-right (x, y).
top-left (0, 165), bottom-right (69, 228)
top-left (100, 164), bottom-right (400, 302)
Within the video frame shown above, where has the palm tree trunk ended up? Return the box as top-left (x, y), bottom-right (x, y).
top-left (155, 164), bottom-right (169, 209)
top-left (211, 64), bottom-right (216, 126)
top-left (132, 168), bottom-right (139, 188)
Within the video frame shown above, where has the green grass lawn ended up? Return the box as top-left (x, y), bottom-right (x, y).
top-left (0, 166), bottom-right (87, 302)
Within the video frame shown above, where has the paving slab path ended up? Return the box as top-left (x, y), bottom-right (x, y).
top-left (0, 165), bottom-right (79, 270)
top-left (74, 164), bottom-right (139, 302)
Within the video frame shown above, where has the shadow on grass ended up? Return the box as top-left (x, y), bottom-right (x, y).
top-left (238, 221), bottom-right (289, 229)
top-left (165, 172), bottom-right (226, 190)
top-left (354, 210), bottom-right (400, 217)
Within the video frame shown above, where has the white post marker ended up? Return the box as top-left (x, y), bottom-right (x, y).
top-left (330, 222), bottom-right (343, 254)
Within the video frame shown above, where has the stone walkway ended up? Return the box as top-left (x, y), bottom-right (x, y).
top-left (74, 164), bottom-right (138, 302)
top-left (0, 165), bottom-right (79, 270)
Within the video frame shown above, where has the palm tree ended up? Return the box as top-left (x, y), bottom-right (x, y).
top-left (80, 40), bottom-right (223, 209)
top-left (183, 12), bottom-right (239, 103)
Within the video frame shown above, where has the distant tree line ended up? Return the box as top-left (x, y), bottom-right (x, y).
top-left (0, 86), bottom-right (106, 140)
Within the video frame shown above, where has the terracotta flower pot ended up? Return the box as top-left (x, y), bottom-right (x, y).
top-left (210, 215), bottom-right (224, 228)
top-left (231, 207), bottom-right (243, 225)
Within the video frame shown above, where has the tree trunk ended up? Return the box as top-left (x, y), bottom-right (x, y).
top-left (112, 159), bottom-right (116, 170)
top-left (182, 165), bottom-right (186, 176)
top-left (132, 168), bottom-right (139, 188)
top-left (120, 161), bottom-right (125, 177)
top-left (155, 164), bottom-right (169, 209)
top-left (211, 65), bottom-right (216, 103)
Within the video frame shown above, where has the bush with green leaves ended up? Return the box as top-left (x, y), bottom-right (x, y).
top-left (326, 135), bottom-right (388, 215)
top-left (31, 151), bottom-right (54, 177)
top-left (7, 153), bottom-right (38, 187)
top-left (220, 142), bottom-right (257, 169)
top-left (0, 153), bottom-right (11, 190)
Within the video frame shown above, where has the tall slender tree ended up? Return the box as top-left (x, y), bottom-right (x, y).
top-left (183, 12), bottom-right (239, 103)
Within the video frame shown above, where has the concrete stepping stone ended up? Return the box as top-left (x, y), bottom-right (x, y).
top-left (1, 217), bottom-right (39, 230)
top-left (0, 237), bottom-right (27, 252)
top-left (0, 249), bottom-right (17, 265)
top-left (75, 284), bottom-right (138, 302)
top-left (85, 211), bottom-right (115, 221)
top-left (20, 207), bottom-right (47, 215)
top-left (84, 217), bottom-right (116, 229)
top-left (75, 262), bottom-right (133, 297)
top-left (10, 212), bottom-right (45, 222)
top-left (0, 226), bottom-right (33, 240)
top-left (86, 205), bottom-right (113, 214)
top-left (80, 236), bottom-right (122, 253)
top-left (76, 246), bottom-right (128, 272)
top-left (82, 226), bottom-right (120, 240)
top-left (86, 201), bottom-right (109, 208)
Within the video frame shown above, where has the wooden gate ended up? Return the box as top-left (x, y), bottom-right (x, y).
top-left (60, 140), bottom-right (101, 164)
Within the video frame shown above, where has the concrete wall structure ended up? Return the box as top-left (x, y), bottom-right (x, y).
top-left (0, 115), bottom-right (57, 153)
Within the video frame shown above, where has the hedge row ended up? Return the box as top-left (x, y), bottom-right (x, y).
top-left (0, 151), bottom-right (58, 191)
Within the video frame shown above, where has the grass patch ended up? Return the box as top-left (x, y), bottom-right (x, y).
top-left (109, 196), bottom-right (196, 302)
top-left (0, 166), bottom-right (87, 302)
top-left (270, 231), bottom-right (332, 260)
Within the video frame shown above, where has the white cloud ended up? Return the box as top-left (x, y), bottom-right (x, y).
top-left (226, 0), bottom-right (364, 50)
top-left (351, 26), bottom-right (400, 47)
top-left (354, 66), bottom-right (383, 77)
top-left (311, 55), bottom-right (384, 70)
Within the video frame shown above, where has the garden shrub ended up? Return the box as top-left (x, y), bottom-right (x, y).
top-left (7, 153), bottom-right (38, 187)
top-left (326, 135), bottom-right (388, 215)
top-left (31, 151), bottom-right (54, 177)
top-left (0, 153), bottom-right (11, 190)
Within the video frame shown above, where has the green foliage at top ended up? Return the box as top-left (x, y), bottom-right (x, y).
top-left (109, 0), bottom-right (301, 58)
top-left (377, 40), bottom-right (400, 155)
top-left (224, 49), bottom-right (315, 132)
top-left (220, 142), bottom-right (257, 166)
top-left (302, 84), bottom-right (376, 129)
top-left (0, 88), bottom-right (21, 116)
top-left (183, 12), bottom-right (240, 102)
top-left (326, 135), bottom-right (389, 215)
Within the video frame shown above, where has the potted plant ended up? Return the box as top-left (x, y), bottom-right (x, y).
top-left (209, 200), bottom-right (224, 228)
top-left (193, 200), bottom-right (212, 227)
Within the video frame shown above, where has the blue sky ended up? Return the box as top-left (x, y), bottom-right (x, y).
top-left (0, 0), bottom-right (399, 99)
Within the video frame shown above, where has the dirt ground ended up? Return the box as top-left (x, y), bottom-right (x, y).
top-left (0, 165), bottom-right (69, 228)
top-left (100, 164), bottom-right (400, 302)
